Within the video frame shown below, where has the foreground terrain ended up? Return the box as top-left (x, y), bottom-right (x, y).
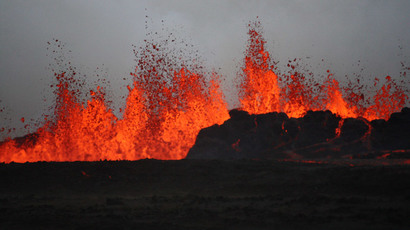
top-left (1, 159), bottom-right (410, 229)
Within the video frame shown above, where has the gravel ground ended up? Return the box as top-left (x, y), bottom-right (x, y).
top-left (1, 159), bottom-right (410, 230)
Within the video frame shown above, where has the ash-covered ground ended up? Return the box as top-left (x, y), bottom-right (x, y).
top-left (1, 159), bottom-right (410, 230)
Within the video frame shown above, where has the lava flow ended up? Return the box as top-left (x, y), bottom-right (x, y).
top-left (0, 21), bottom-right (409, 163)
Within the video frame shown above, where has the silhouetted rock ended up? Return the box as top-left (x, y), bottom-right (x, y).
top-left (187, 108), bottom-right (410, 159)
top-left (340, 118), bottom-right (369, 142)
top-left (187, 109), bottom-right (291, 159)
top-left (294, 110), bottom-right (340, 148)
top-left (370, 107), bottom-right (410, 151)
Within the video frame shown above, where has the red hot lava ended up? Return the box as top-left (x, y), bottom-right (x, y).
top-left (239, 21), bottom-right (408, 120)
top-left (0, 21), bottom-right (409, 163)
top-left (0, 39), bottom-right (230, 162)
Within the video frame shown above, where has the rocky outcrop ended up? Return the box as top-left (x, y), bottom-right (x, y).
top-left (186, 107), bottom-right (410, 159)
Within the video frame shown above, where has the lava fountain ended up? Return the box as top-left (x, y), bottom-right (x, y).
top-left (238, 21), bottom-right (408, 120)
top-left (0, 38), bottom-right (230, 162)
top-left (0, 21), bottom-right (409, 163)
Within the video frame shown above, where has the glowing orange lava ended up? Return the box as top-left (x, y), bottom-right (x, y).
top-left (0, 55), bottom-right (229, 162)
top-left (0, 21), bottom-right (409, 163)
top-left (239, 21), bottom-right (408, 120)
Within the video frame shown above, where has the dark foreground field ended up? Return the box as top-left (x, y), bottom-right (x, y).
top-left (1, 160), bottom-right (410, 230)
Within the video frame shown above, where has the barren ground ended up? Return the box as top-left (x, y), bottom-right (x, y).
top-left (1, 159), bottom-right (410, 230)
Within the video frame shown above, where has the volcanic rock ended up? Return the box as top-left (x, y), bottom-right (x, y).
top-left (187, 107), bottom-right (410, 159)
top-left (294, 110), bottom-right (340, 148)
top-left (374, 107), bottom-right (410, 150)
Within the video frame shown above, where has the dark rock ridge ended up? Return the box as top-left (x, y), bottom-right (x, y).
top-left (186, 107), bottom-right (410, 159)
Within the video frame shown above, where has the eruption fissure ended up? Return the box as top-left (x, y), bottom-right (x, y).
top-left (0, 21), bottom-right (409, 163)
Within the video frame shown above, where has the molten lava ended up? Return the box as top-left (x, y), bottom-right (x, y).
top-left (239, 21), bottom-right (408, 120)
top-left (0, 21), bottom-right (409, 163)
top-left (0, 41), bottom-right (230, 162)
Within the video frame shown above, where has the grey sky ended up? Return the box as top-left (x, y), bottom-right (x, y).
top-left (1, 0), bottom-right (410, 139)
